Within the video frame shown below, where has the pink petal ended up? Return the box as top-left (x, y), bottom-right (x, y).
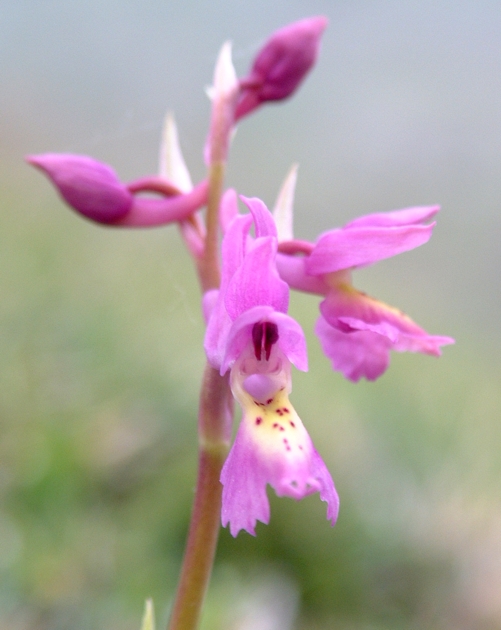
top-left (204, 293), bottom-right (232, 370)
top-left (306, 223), bottom-right (436, 274)
top-left (204, 214), bottom-right (253, 369)
top-left (240, 195), bottom-right (277, 238)
top-left (344, 205), bottom-right (440, 229)
top-left (225, 237), bottom-right (289, 320)
top-left (315, 315), bottom-right (391, 382)
top-left (221, 213), bottom-right (254, 284)
top-left (316, 285), bottom-right (454, 380)
top-left (221, 421), bottom-right (271, 536)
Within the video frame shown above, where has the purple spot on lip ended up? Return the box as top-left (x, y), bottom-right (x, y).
top-left (255, 417), bottom-right (262, 425)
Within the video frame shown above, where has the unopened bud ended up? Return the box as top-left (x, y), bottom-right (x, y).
top-left (27, 153), bottom-right (133, 224)
top-left (235, 16), bottom-right (328, 120)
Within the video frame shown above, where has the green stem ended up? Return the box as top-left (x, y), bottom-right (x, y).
top-left (167, 366), bottom-right (232, 630)
top-left (199, 161), bottom-right (224, 292)
top-left (168, 146), bottom-right (231, 629)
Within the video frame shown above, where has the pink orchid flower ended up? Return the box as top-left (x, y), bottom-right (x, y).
top-left (277, 204), bottom-right (455, 382)
top-left (204, 196), bottom-right (338, 536)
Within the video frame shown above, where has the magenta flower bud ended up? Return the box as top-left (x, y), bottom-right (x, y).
top-left (235, 16), bottom-right (328, 120)
top-left (26, 153), bottom-right (133, 224)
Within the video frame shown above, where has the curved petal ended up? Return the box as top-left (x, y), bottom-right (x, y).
top-left (221, 213), bottom-right (253, 286)
top-left (317, 285), bottom-right (454, 380)
top-left (315, 315), bottom-right (391, 382)
top-left (204, 292), bottom-right (232, 370)
top-left (221, 420), bottom-right (271, 536)
top-left (240, 195), bottom-right (277, 238)
top-left (344, 205), bottom-right (440, 229)
top-left (225, 237), bottom-right (289, 319)
top-left (306, 223), bottom-right (436, 274)
top-left (204, 214), bottom-right (253, 370)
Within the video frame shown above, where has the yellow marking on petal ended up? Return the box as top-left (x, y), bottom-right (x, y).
top-left (239, 386), bottom-right (309, 458)
top-left (326, 272), bottom-right (418, 328)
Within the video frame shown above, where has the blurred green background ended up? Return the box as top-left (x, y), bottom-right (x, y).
top-left (1, 2), bottom-right (501, 629)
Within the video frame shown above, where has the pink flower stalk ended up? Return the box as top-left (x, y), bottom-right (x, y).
top-left (27, 153), bottom-right (209, 227)
top-left (276, 204), bottom-right (455, 382)
top-left (204, 196), bottom-right (338, 536)
top-left (235, 16), bottom-right (328, 120)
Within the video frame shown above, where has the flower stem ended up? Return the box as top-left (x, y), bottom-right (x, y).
top-left (168, 112), bottom-right (231, 629)
top-left (167, 366), bottom-right (232, 630)
top-left (199, 161), bottom-right (224, 292)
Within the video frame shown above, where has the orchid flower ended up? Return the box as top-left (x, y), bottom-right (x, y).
top-left (272, 170), bottom-right (454, 382)
top-left (204, 196), bottom-right (338, 536)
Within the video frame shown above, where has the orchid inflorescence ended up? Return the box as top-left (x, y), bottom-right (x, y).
top-left (28, 16), bottom-right (453, 628)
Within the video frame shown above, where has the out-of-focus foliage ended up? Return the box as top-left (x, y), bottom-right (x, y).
top-left (1, 167), bottom-right (500, 630)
